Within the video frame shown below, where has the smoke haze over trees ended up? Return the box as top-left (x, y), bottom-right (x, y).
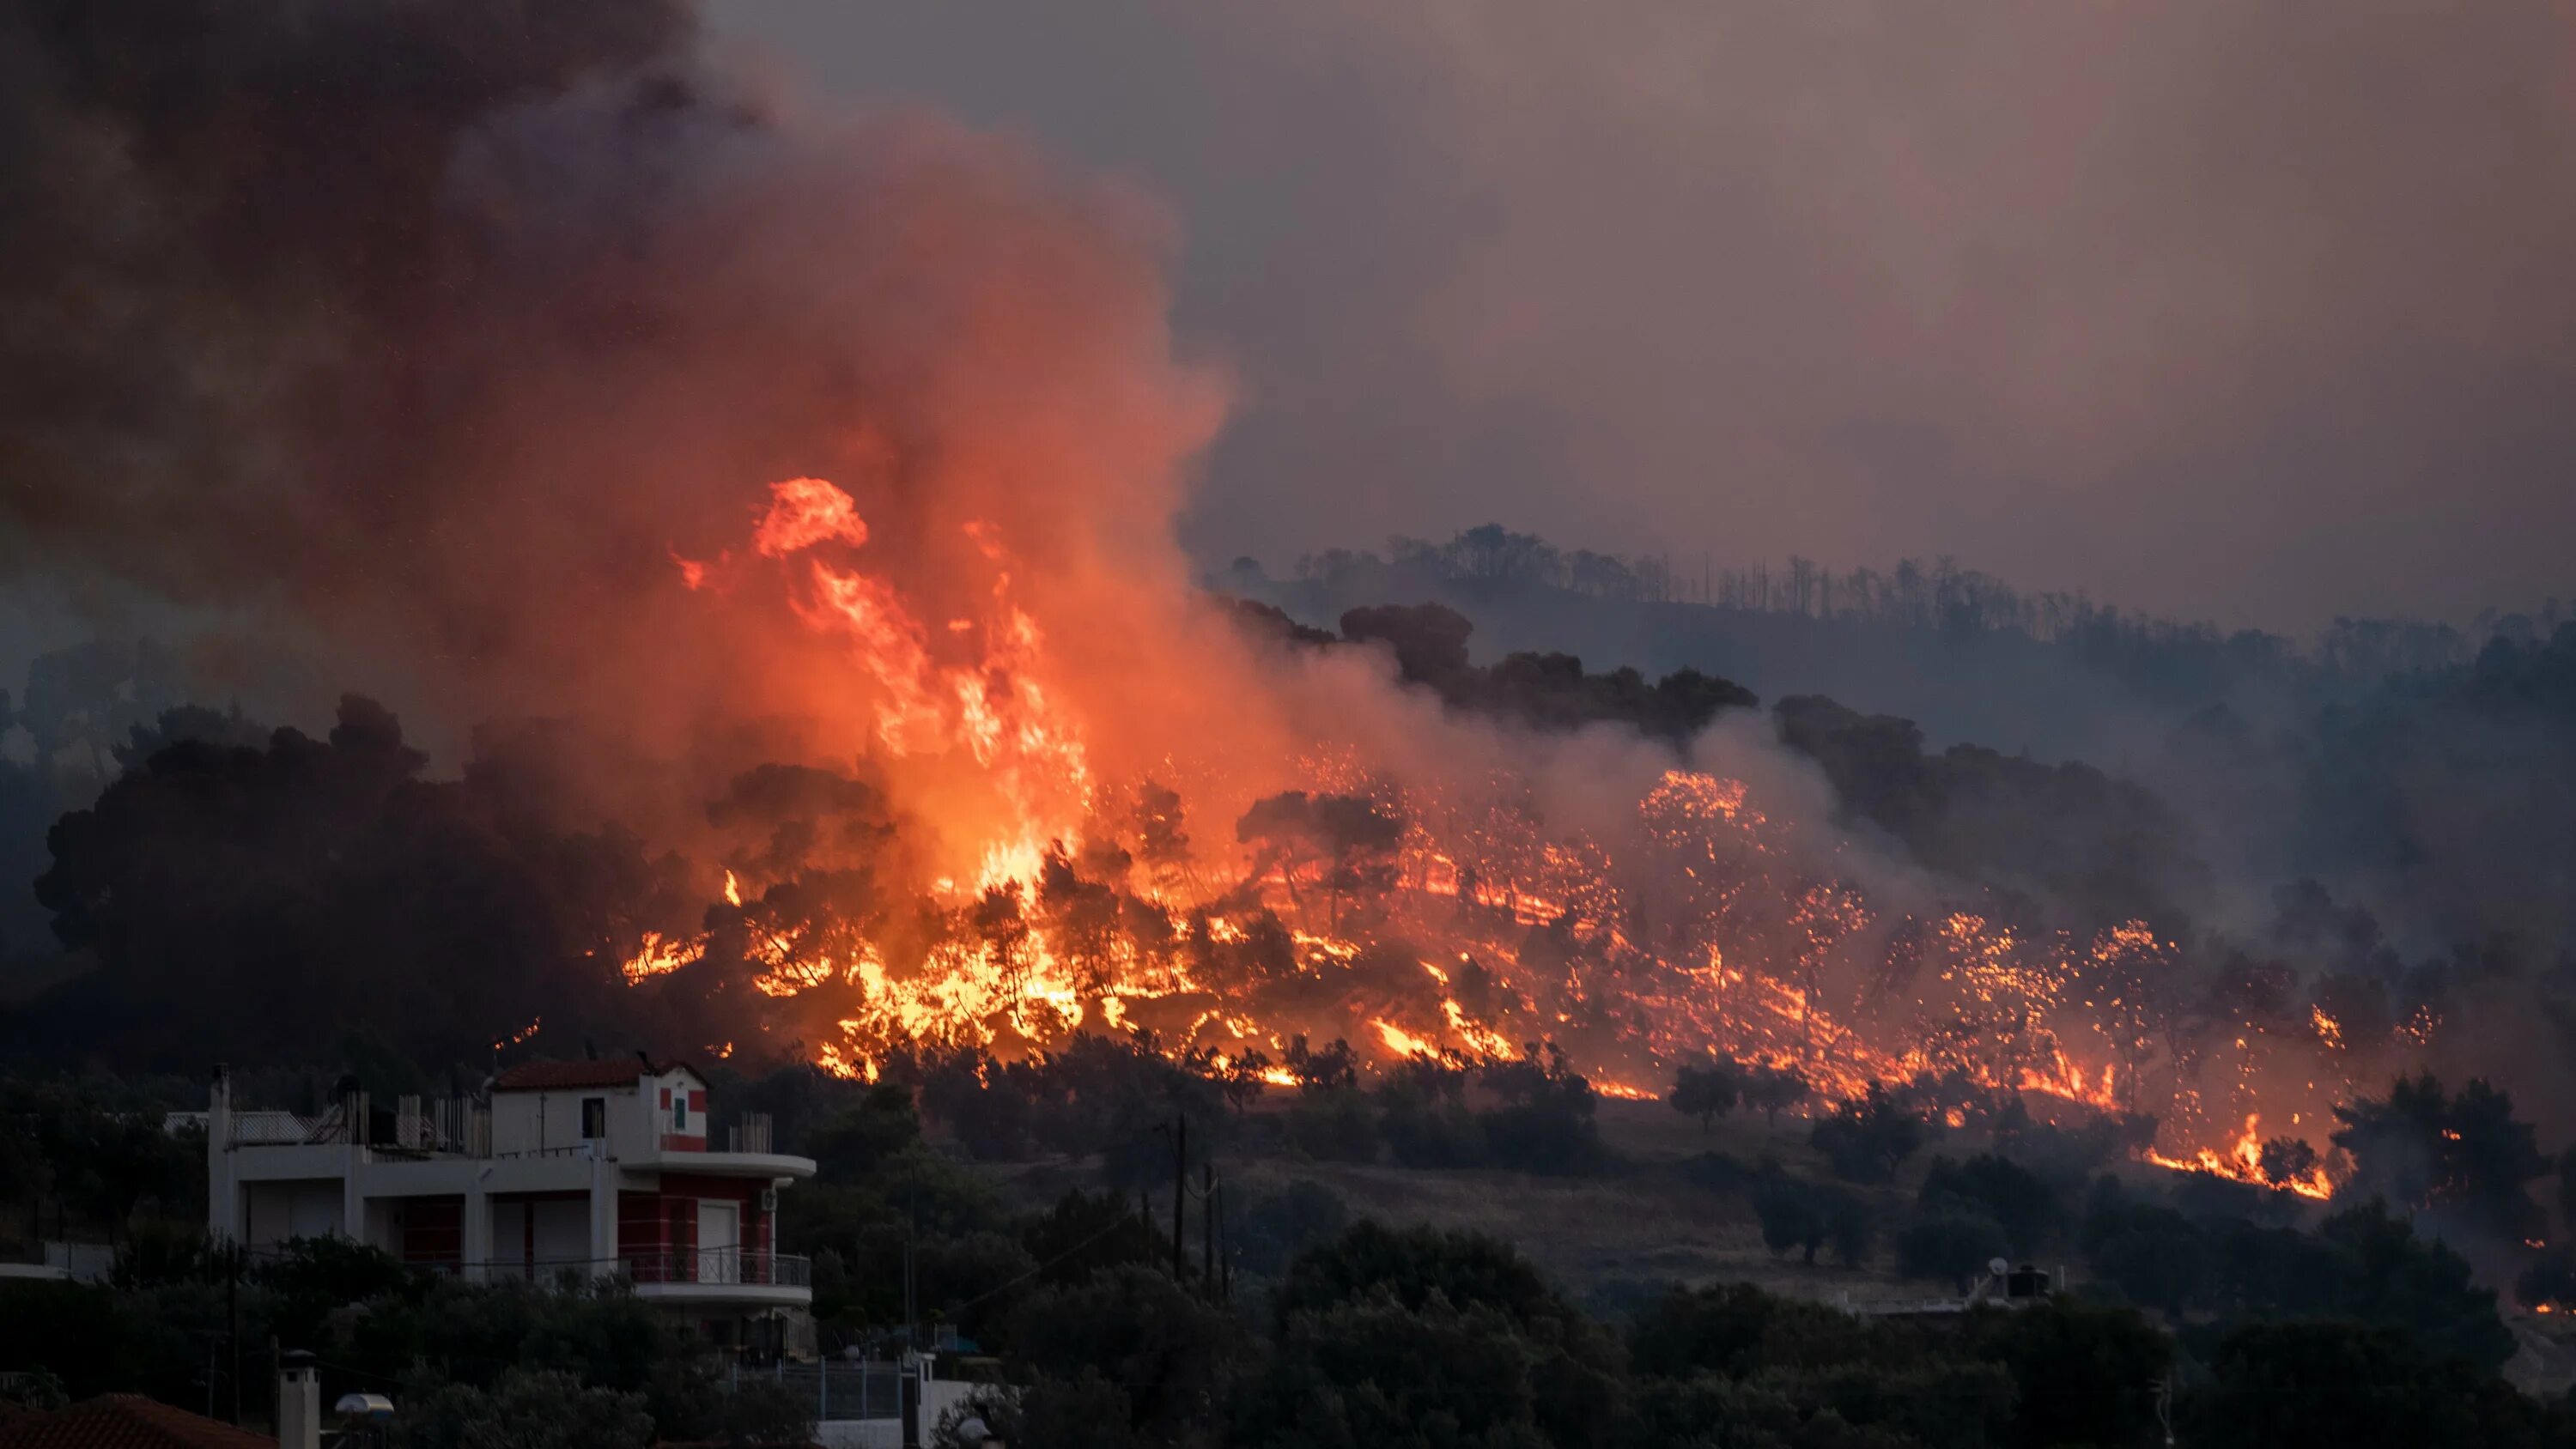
top-left (7, 7), bottom-right (2576, 1421)
top-left (708, 2), bottom-right (2576, 637)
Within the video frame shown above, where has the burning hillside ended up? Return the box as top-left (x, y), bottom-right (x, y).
top-left (598, 475), bottom-right (2353, 1199)
top-left (0, 1), bottom-right (2459, 1207)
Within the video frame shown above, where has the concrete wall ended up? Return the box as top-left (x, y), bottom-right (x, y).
top-left (812, 1422), bottom-right (899, 1449)
top-left (489, 1082), bottom-right (642, 1157)
top-left (244, 1180), bottom-right (344, 1246)
top-left (649, 1070), bottom-right (708, 1153)
top-left (809, 1381), bottom-right (988, 1449)
top-left (486, 1068), bottom-right (704, 1159)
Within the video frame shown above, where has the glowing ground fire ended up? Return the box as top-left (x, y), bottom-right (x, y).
top-left (631, 476), bottom-right (2367, 1200)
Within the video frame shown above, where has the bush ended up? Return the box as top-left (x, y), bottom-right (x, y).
top-left (1629, 1282), bottom-right (1805, 1378)
top-left (1476, 1052), bottom-right (1609, 1176)
top-left (2331, 1073), bottom-right (2548, 1240)
top-left (1021, 1189), bottom-right (1162, 1289)
top-left (1273, 1222), bottom-right (1575, 1333)
top-left (1965, 1299), bottom-right (2173, 1449)
top-left (2184, 1320), bottom-right (2576, 1449)
top-left (2517, 1248), bottom-right (2576, 1310)
top-left (1824, 1191), bottom-right (1874, 1269)
top-left (1754, 1179), bottom-right (1826, 1264)
top-left (1895, 1211), bottom-right (2009, 1294)
top-left (2087, 1203), bottom-right (2212, 1315)
top-left (392, 1367), bottom-right (652, 1449)
top-left (805, 1082), bottom-right (922, 1183)
top-left (1231, 1179), bottom-right (1350, 1277)
top-left (1283, 1086), bottom-right (1379, 1163)
top-left (1668, 1063), bottom-right (1741, 1130)
top-left (1375, 1078), bottom-right (1485, 1168)
top-left (938, 1371), bottom-right (1139, 1449)
top-left (643, 1365), bottom-right (813, 1449)
top-left (1674, 1150), bottom-right (1756, 1193)
top-left (1752, 1174), bottom-right (1871, 1269)
top-left (1742, 1065), bottom-right (1813, 1128)
top-left (1007, 1266), bottom-right (1245, 1440)
top-left (1810, 1085), bottom-right (1924, 1184)
top-left (1918, 1154), bottom-right (2063, 1255)
top-left (919, 1052), bottom-right (1033, 1161)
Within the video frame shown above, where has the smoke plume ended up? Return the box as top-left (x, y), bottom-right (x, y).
top-left (0, 0), bottom-right (1231, 777)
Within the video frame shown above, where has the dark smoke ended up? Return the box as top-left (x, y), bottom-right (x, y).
top-left (0, 0), bottom-right (694, 603)
top-left (0, 0), bottom-right (1218, 758)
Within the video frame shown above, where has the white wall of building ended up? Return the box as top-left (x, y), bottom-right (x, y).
top-left (648, 1068), bottom-right (706, 1152)
top-left (244, 1180), bottom-right (344, 1246)
top-left (490, 1084), bottom-right (634, 1157)
top-left (484, 1067), bottom-right (705, 1160)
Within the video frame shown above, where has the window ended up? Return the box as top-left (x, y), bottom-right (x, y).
top-left (671, 1087), bottom-right (688, 1131)
top-left (580, 1096), bottom-right (606, 1140)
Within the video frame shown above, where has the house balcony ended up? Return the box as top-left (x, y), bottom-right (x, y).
top-left (414, 1250), bottom-right (812, 1307)
top-left (623, 1247), bottom-right (811, 1308)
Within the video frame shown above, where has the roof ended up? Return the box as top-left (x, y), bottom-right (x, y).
top-left (492, 1058), bottom-right (696, 1092)
top-left (0, 1395), bottom-right (277, 1449)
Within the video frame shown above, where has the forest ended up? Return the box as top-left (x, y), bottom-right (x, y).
top-left (8, 540), bottom-right (2576, 1447)
top-left (9, 1041), bottom-right (2576, 1449)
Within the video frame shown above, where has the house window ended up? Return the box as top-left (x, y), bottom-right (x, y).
top-left (671, 1088), bottom-right (689, 1132)
top-left (580, 1097), bottom-right (606, 1140)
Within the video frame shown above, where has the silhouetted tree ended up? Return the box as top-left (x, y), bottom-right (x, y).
top-left (1811, 1084), bottom-right (1924, 1184)
top-left (2332, 1073), bottom-right (2547, 1237)
top-left (1668, 1062), bottom-right (1741, 1131)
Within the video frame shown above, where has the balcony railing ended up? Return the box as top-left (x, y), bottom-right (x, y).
top-left (215, 1098), bottom-right (786, 1161)
top-left (412, 1251), bottom-right (811, 1291)
top-left (624, 1249), bottom-right (811, 1288)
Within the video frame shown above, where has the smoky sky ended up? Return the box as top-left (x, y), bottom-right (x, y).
top-left (708, 1), bottom-right (2576, 634)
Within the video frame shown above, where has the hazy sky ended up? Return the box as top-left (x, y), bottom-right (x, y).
top-left (708, 1), bottom-right (2576, 634)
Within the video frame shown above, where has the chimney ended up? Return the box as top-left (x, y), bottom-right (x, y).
top-left (276, 1349), bottom-right (320, 1449)
top-left (209, 1064), bottom-right (236, 1245)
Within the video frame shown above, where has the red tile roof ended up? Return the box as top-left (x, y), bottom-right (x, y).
top-left (0, 1395), bottom-right (277, 1449)
top-left (492, 1058), bottom-right (696, 1092)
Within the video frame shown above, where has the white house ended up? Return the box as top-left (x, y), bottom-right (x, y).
top-left (198, 1057), bottom-right (817, 1346)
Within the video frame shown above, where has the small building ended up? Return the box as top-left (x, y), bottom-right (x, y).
top-left (198, 1058), bottom-right (817, 1345)
top-left (1837, 1261), bottom-right (2063, 1320)
top-left (0, 1394), bottom-right (277, 1449)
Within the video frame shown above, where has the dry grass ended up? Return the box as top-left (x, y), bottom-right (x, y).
top-left (969, 1096), bottom-right (1943, 1312)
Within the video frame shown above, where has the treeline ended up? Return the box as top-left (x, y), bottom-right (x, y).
top-left (13, 1044), bottom-right (2576, 1446)
top-left (1234, 596), bottom-right (2225, 943)
top-left (21, 1214), bottom-right (2570, 1449)
top-left (1773, 694), bottom-right (2210, 929)
top-left (1230, 597), bottom-right (1758, 743)
top-left (1255, 522), bottom-right (2556, 679)
top-left (0, 1239), bottom-right (814, 1449)
top-left (12, 1173), bottom-right (2572, 1449)
top-left (5, 696), bottom-right (703, 1070)
top-left (0, 640), bottom-right (214, 967)
top-left (1239, 525), bottom-right (2576, 970)
top-left (1675, 1054), bottom-right (2576, 1341)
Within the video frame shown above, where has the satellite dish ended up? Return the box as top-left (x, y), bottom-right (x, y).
top-left (1987, 1257), bottom-right (2010, 1278)
top-left (954, 1416), bottom-right (993, 1446)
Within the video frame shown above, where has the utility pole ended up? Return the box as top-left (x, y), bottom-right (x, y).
top-left (1200, 1161), bottom-right (1216, 1294)
top-left (1169, 1116), bottom-right (1188, 1281)
top-left (226, 1244), bottom-right (241, 1423)
top-left (1213, 1180), bottom-right (1230, 1303)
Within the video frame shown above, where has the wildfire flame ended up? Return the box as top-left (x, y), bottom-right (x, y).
top-left (622, 476), bottom-right (2373, 1197)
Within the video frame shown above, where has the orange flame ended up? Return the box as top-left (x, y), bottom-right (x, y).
top-left (617, 475), bottom-right (2375, 1198)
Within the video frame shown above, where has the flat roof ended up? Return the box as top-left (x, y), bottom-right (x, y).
top-left (492, 1058), bottom-right (699, 1092)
